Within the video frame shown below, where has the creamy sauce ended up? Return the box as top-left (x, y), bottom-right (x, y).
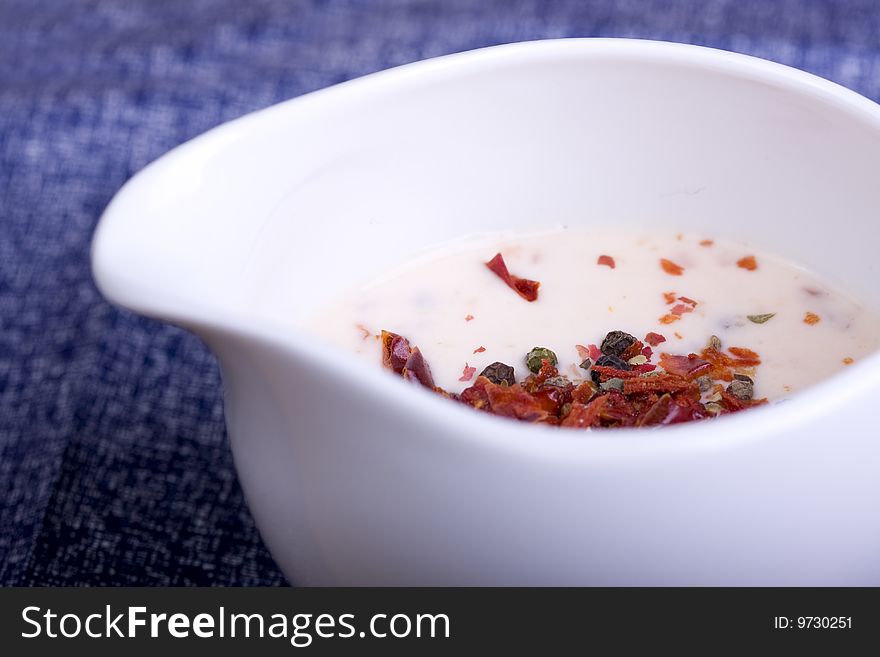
top-left (303, 228), bottom-right (880, 400)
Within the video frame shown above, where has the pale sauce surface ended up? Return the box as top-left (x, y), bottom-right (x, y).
top-left (303, 228), bottom-right (880, 399)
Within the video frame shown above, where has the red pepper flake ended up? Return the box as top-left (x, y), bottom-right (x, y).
top-left (575, 344), bottom-right (590, 361)
top-left (728, 346), bottom-right (761, 361)
top-left (641, 345), bottom-right (653, 360)
top-left (356, 323), bottom-right (371, 340)
top-left (663, 291), bottom-right (677, 305)
top-left (644, 332), bottom-right (667, 346)
top-left (659, 353), bottom-right (711, 379)
top-left (381, 330), bottom-right (412, 374)
top-left (402, 347), bottom-right (436, 388)
top-left (485, 253), bottom-right (540, 302)
top-left (591, 365), bottom-right (641, 382)
top-left (674, 332), bottom-right (684, 339)
top-left (633, 363), bottom-right (657, 374)
top-left (459, 363), bottom-right (477, 382)
top-left (699, 239), bottom-right (714, 247)
top-left (464, 314), bottom-right (474, 322)
top-left (660, 258), bottom-right (684, 276)
top-left (670, 303), bottom-right (694, 316)
top-left (658, 314), bottom-right (680, 324)
top-left (678, 296), bottom-right (697, 307)
top-left (623, 374), bottom-right (694, 394)
top-left (597, 254), bottom-right (616, 269)
top-left (588, 344), bottom-right (601, 360)
top-left (803, 311), bottom-right (821, 325)
top-left (473, 346), bottom-right (486, 354)
top-left (736, 255), bottom-right (758, 271)
top-left (843, 357), bottom-right (854, 365)
top-left (561, 396), bottom-right (609, 428)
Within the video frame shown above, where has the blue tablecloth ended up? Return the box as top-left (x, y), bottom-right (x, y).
top-left (1, 0), bottom-right (878, 586)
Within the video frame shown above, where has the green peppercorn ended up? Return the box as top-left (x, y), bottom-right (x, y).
top-left (526, 347), bottom-right (557, 374)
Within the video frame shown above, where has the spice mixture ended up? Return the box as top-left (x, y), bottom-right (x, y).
top-left (381, 327), bottom-right (765, 428)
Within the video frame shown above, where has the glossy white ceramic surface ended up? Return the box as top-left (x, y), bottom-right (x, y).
top-left (92, 39), bottom-right (880, 585)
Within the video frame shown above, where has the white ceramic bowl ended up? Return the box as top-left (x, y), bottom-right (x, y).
top-left (92, 39), bottom-right (880, 585)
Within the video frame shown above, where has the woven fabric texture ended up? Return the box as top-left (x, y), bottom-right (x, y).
top-left (1, 0), bottom-right (878, 585)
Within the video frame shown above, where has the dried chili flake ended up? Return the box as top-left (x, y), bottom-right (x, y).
top-left (485, 252), bottom-right (540, 302)
top-left (483, 381), bottom-right (556, 423)
top-left (587, 344), bottom-right (602, 360)
top-left (623, 374), bottom-right (694, 395)
top-left (561, 396), bottom-right (608, 428)
top-left (736, 255), bottom-right (758, 271)
top-left (678, 296), bottom-right (698, 307)
top-left (620, 339), bottom-right (644, 361)
top-left (803, 311), bottom-right (821, 325)
top-left (597, 254), bottom-right (616, 268)
top-left (699, 239), bottom-right (714, 247)
top-left (464, 314), bottom-right (474, 322)
top-left (591, 364), bottom-right (639, 382)
top-left (356, 323), bottom-right (372, 340)
top-left (575, 344), bottom-right (591, 361)
top-left (670, 303), bottom-right (694, 316)
top-left (843, 357), bottom-right (854, 365)
top-left (641, 345), bottom-right (653, 360)
top-left (644, 332), bottom-right (667, 347)
top-left (663, 291), bottom-right (677, 304)
top-left (473, 346), bottom-right (486, 354)
top-left (660, 258), bottom-right (685, 276)
top-left (402, 347), bottom-right (435, 388)
top-left (459, 363), bottom-right (477, 382)
top-left (381, 330), bottom-right (411, 374)
top-left (659, 313), bottom-right (681, 324)
top-left (674, 332), bottom-right (683, 339)
top-left (728, 346), bottom-right (761, 362)
top-left (658, 353), bottom-right (711, 379)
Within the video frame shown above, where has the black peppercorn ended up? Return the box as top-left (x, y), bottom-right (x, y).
top-left (480, 362), bottom-right (516, 386)
top-left (600, 330), bottom-right (637, 357)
